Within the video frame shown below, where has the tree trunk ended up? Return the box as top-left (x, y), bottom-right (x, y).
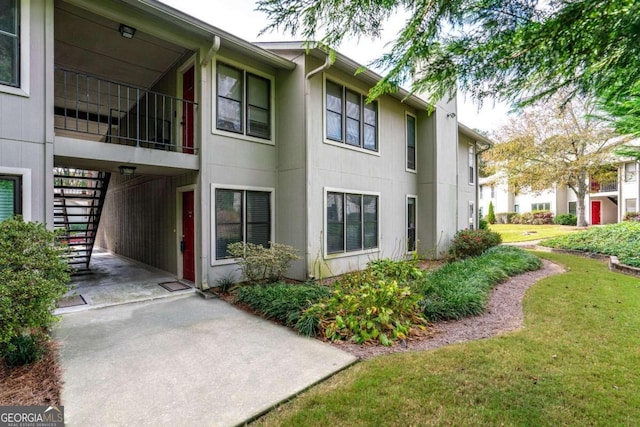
top-left (575, 178), bottom-right (589, 227)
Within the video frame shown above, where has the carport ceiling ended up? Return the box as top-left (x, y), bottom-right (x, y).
top-left (54, 0), bottom-right (188, 90)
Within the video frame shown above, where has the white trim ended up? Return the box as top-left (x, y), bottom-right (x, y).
top-left (176, 184), bottom-right (197, 282)
top-left (210, 183), bottom-right (276, 266)
top-left (323, 187), bottom-right (381, 259)
top-left (176, 54), bottom-right (198, 150)
top-left (0, 166), bottom-right (31, 221)
top-left (405, 112), bottom-right (417, 173)
top-left (0, 0), bottom-right (30, 97)
top-left (211, 57), bottom-right (276, 145)
top-left (468, 144), bottom-right (475, 186)
top-left (322, 74), bottom-right (380, 156)
top-left (468, 200), bottom-right (475, 229)
top-left (406, 194), bottom-right (418, 254)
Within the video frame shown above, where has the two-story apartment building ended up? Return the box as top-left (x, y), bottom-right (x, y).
top-left (479, 159), bottom-right (640, 224)
top-left (0, 0), bottom-right (489, 288)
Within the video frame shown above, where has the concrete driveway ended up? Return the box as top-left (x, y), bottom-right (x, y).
top-left (54, 295), bottom-right (357, 426)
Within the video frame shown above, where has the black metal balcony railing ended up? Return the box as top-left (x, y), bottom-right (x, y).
top-left (590, 181), bottom-right (618, 193)
top-left (54, 68), bottom-right (198, 154)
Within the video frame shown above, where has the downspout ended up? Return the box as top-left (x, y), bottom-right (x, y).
top-left (304, 52), bottom-right (333, 279)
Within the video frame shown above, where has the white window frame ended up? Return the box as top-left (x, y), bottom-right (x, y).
top-left (625, 198), bottom-right (637, 213)
top-left (0, 166), bottom-right (30, 221)
top-left (210, 184), bottom-right (275, 266)
top-left (323, 187), bottom-right (380, 259)
top-left (624, 162), bottom-right (637, 182)
top-left (0, 0), bottom-right (30, 97)
top-left (468, 144), bottom-right (475, 185)
top-left (469, 200), bottom-right (475, 229)
top-left (405, 112), bottom-right (417, 173)
top-left (322, 75), bottom-right (380, 156)
top-left (406, 195), bottom-right (417, 254)
top-left (531, 202), bottom-right (551, 211)
top-left (568, 201), bottom-right (577, 215)
top-left (212, 57), bottom-right (275, 145)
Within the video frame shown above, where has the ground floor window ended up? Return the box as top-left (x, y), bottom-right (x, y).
top-left (625, 198), bottom-right (637, 213)
top-left (531, 202), bottom-right (550, 211)
top-left (215, 188), bottom-right (271, 259)
top-left (407, 196), bottom-right (416, 252)
top-left (326, 191), bottom-right (378, 254)
top-left (568, 201), bottom-right (577, 215)
top-left (0, 175), bottom-right (21, 221)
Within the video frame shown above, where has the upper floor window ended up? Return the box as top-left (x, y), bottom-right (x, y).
top-left (325, 79), bottom-right (377, 152)
top-left (479, 185), bottom-right (483, 199)
top-left (214, 188), bottom-right (272, 260)
top-left (0, 175), bottom-right (22, 221)
top-left (625, 162), bottom-right (636, 182)
top-left (406, 114), bottom-right (416, 171)
top-left (0, 0), bottom-right (19, 87)
top-left (216, 62), bottom-right (271, 140)
top-left (491, 185), bottom-right (495, 198)
top-left (468, 145), bottom-right (475, 184)
top-left (326, 191), bottom-right (378, 254)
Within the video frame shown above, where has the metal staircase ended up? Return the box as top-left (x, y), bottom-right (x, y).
top-left (54, 168), bottom-right (111, 271)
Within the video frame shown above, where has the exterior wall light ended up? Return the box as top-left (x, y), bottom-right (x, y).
top-left (119, 24), bottom-right (136, 39)
top-left (118, 165), bottom-right (136, 176)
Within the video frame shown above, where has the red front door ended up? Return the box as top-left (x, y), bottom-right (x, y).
top-left (591, 200), bottom-right (601, 225)
top-left (182, 66), bottom-right (195, 154)
top-left (182, 191), bottom-right (195, 282)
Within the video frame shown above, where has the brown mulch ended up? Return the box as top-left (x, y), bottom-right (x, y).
top-left (0, 340), bottom-right (63, 406)
top-left (329, 259), bottom-right (565, 360)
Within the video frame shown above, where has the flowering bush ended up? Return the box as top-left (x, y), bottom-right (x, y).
top-left (623, 211), bottom-right (640, 222)
top-left (227, 242), bottom-right (299, 282)
top-left (449, 228), bottom-right (502, 259)
top-left (511, 211), bottom-right (554, 225)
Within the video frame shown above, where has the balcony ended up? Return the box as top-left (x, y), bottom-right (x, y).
top-left (54, 68), bottom-right (197, 154)
top-left (590, 181), bottom-right (618, 193)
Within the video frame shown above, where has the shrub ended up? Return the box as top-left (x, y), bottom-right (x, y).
top-left (487, 201), bottom-right (496, 224)
top-left (623, 211), bottom-right (640, 222)
top-left (301, 270), bottom-right (426, 346)
top-left (449, 228), bottom-right (502, 259)
top-left (543, 221), bottom-right (640, 267)
top-left (236, 282), bottom-right (331, 332)
top-left (478, 219), bottom-right (489, 230)
top-left (0, 217), bottom-right (70, 361)
top-left (227, 242), bottom-right (299, 282)
top-left (554, 213), bottom-right (577, 226)
top-left (496, 212), bottom-right (519, 224)
top-left (367, 258), bottom-right (424, 284)
top-left (2, 334), bottom-right (47, 367)
top-left (412, 246), bottom-right (541, 321)
top-left (512, 211), bottom-right (554, 225)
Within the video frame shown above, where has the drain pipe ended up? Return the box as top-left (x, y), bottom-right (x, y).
top-left (306, 52), bottom-right (333, 80)
top-left (201, 35), bottom-right (221, 67)
top-left (304, 51), bottom-right (333, 279)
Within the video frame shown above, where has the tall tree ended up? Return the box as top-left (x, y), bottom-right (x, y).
top-left (485, 93), bottom-right (619, 227)
top-left (258, 0), bottom-right (640, 110)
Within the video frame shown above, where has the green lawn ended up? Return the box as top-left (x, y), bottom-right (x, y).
top-left (490, 223), bottom-right (581, 243)
top-left (255, 252), bottom-right (640, 426)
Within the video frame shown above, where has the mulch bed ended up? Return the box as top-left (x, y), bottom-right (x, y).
top-left (0, 340), bottom-right (63, 406)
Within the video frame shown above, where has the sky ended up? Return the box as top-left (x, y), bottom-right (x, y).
top-left (159, 0), bottom-right (511, 133)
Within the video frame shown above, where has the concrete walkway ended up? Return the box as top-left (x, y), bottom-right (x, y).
top-left (54, 295), bottom-right (357, 426)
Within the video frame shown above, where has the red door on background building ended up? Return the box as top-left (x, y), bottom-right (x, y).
top-left (182, 66), bottom-right (195, 154)
top-left (182, 191), bottom-right (195, 282)
top-left (591, 200), bottom-right (601, 225)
